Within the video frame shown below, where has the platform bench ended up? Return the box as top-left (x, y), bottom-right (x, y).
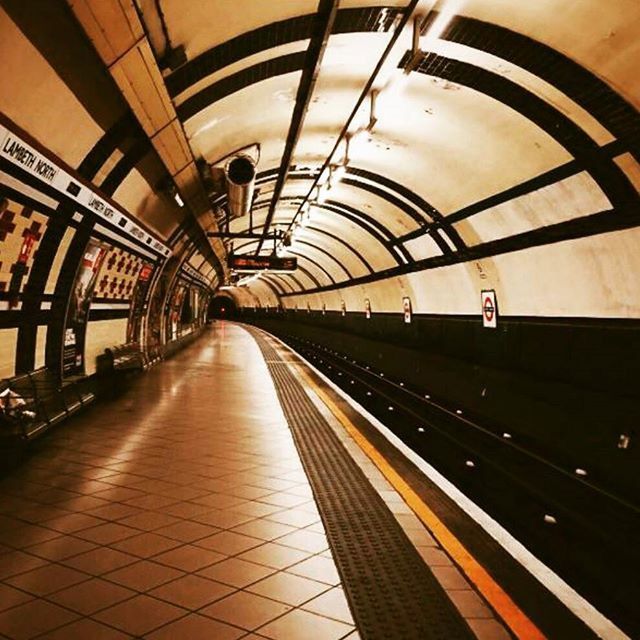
top-left (0, 368), bottom-right (94, 446)
top-left (95, 343), bottom-right (144, 397)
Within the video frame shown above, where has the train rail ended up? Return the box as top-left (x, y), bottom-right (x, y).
top-left (272, 330), bottom-right (640, 638)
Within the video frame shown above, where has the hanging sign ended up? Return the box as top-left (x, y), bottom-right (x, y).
top-left (228, 254), bottom-right (297, 273)
top-left (481, 289), bottom-right (497, 328)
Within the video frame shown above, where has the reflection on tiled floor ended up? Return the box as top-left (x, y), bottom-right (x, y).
top-left (0, 325), bottom-right (358, 639)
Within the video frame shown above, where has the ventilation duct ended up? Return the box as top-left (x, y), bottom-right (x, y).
top-left (225, 155), bottom-right (256, 220)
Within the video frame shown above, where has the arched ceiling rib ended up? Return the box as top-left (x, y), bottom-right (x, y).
top-left (166, 6), bottom-right (403, 95)
top-left (171, 3), bottom-right (637, 298)
top-left (20, 0), bottom-right (634, 309)
top-left (287, 251), bottom-right (336, 286)
top-left (234, 224), bottom-right (374, 274)
top-left (230, 200), bottom-right (407, 271)
top-left (225, 166), bottom-right (443, 257)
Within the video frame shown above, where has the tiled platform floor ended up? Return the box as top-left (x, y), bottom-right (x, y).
top-left (0, 325), bottom-right (359, 639)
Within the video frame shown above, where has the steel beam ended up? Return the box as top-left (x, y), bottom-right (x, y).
top-left (255, 0), bottom-right (339, 254)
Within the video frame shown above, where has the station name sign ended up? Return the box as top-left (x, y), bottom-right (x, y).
top-left (229, 255), bottom-right (297, 273)
top-left (0, 123), bottom-right (171, 260)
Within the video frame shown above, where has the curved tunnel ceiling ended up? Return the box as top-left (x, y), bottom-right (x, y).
top-left (160, 0), bottom-right (639, 314)
top-left (0, 0), bottom-right (638, 318)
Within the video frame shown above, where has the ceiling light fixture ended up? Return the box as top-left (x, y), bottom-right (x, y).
top-left (280, 1), bottom-right (423, 246)
top-left (332, 163), bottom-right (347, 183)
top-left (421, 0), bottom-right (465, 50)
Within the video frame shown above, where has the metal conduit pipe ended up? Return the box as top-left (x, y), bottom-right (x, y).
top-left (225, 155), bottom-right (256, 221)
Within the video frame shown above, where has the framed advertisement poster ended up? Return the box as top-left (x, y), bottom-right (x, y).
top-left (62, 238), bottom-right (108, 377)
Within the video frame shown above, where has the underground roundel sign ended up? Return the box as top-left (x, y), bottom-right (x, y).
top-left (481, 289), bottom-right (497, 328)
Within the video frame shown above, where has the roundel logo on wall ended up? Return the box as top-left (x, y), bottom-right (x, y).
top-left (402, 296), bottom-right (412, 324)
top-left (481, 290), bottom-right (497, 328)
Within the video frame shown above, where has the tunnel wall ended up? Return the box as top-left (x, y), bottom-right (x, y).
top-left (241, 309), bottom-right (639, 398)
top-left (0, 172), bottom-right (212, 382)
top-left (242, 311), bottom-right (639, 501)
top-left (0, 4), bottom-right (217, 388)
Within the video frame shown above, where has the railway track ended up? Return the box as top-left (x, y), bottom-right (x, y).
top-left (273, 330), bottom-right (640, 638)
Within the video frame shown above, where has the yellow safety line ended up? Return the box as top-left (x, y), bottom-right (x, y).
top-left (295, 362), bottom-right (546, 640)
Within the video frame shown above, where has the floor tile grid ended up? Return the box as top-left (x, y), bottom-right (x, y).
top-left (283, 342), bottom-right (513, 640)
top-left (0, 330), bottom-right (358, 639)
top-left (0, 516), bottom-right (352, 640)
top-left (0, 520), bottom-right (344, 636)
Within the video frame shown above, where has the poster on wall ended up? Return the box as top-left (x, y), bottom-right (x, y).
top-left (62, 238), bottom-right (108, 376)
top-left (147, 265), bottom-right (171, 359)
top-left (402, 296), bottom-right (412, 324)
top-left (126, 261), bottom-right (154, 345)
top-left (365, 298), bottom-right (371, 319)
top-left (169, 281), bottom-right (187, 340)
top-left (481, 289), bottom-right (497, 329)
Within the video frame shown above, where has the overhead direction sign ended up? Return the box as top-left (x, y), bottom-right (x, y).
top-left (481, 289), bottom-right (497, 328)
top-left (228, 254), bottom-right (297, 273)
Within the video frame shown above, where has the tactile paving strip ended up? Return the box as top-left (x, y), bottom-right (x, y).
top-left (249, 328), bottom-right (474, 640)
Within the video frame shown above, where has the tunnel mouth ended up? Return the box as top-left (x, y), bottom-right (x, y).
top-left (227, 156), bottom-right (255, 186)
top-left (208, 295), bottom-right (238, 319)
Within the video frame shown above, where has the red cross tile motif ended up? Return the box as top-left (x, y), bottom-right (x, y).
top-left (98, 275), bottom-right (109, 292)
top-left (0, 209), bottom-right (16, 241)
top-left (23, 220), bottom-right (42, 240)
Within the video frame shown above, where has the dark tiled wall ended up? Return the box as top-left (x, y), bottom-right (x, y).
top-left (242, 311), bottom-right (640, 499)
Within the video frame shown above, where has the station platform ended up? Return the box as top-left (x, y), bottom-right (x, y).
top-left (0, 322), bottom-right (601, 639)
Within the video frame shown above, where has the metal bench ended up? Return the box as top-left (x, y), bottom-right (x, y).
top-left (105, 344), bottom-right (145, 373)
top-left (95, 343), bottom-right (145, 397)
top-left (0, 368), bottom-right (94, 445)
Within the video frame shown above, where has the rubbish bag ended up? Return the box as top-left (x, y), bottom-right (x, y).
top-left (0, 383), bottom-right (36, 435)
